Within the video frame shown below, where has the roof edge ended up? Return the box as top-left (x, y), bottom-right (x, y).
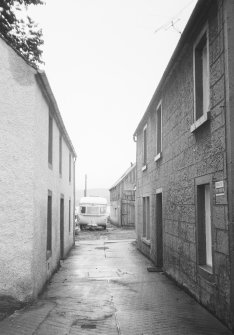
top-left (109, 163), bottom-right (136, 190)
top-left (0, 33), bottom-right (39, 70)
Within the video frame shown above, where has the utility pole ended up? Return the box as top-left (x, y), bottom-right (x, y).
top-left (84, 174), bottom-right (87, 197)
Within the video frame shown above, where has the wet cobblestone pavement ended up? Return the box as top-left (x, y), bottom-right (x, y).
top-left (0, 225), bottom-right (233, 334)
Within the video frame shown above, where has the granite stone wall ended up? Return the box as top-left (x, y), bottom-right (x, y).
top-left (135, 0), bottom-right (231, 326)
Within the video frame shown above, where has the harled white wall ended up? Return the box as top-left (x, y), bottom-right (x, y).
top-left (0, 38), bottom-right (36, 301)
top-left (32, 94), bottom-right (75, 296)
top-left (0, 37), bottom-right (75, 302)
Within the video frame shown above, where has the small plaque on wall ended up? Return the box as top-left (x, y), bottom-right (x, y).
top-left (215, 180), bottom-right (227, 204)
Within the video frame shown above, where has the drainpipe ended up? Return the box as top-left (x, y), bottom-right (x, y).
top-left (223, 0), bottom-right (234, 329)
top-left (73, 157), bottom-right (76, 245)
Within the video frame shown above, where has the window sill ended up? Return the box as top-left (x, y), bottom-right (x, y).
top-left (190, 111), bottom-right (210, 133)
top-left (154, 152), bottom-right (162, 162)
top-left (141, 237), bottom-right (151, 246)
top-left (142, 165), bottom-right (147, 172)
top-left (198, 265), bottom-right (215, 283)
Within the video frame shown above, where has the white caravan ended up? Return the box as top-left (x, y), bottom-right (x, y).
top-left (79, 196), bottom-right (108, 230)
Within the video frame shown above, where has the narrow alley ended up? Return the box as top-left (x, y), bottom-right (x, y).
top-left (0, 226), bottom-right (232, 335)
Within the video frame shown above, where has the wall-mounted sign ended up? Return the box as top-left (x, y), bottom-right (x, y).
top-left (215, 180), bottom-right (226, 204)
top-left (215, 181), bottom-right (224, 189)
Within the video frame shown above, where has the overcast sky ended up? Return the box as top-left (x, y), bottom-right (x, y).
top-left (30, 0), bottom-right (197, 190)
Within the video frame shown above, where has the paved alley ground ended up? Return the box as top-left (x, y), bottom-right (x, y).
top-left (0, 225), bottom-right (233, 334)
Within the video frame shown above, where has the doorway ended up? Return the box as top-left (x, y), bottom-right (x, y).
top-left (60, 196), bottom-right (64, 259)
top-left (156, 192), bottom-right (163, 267)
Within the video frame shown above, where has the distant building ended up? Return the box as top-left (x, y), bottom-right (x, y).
top-left (109, 163), bottom-right (136, 227)
top-left (134, 0), bottom-right (234, 329)
top-left (0, 36), bottom-right (76, 304)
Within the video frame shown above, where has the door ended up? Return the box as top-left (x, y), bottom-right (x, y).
top-left (121, 201), bottom-right (127, 226)
top-left (156, 193), bottom-right (163, 267)
top-left (121, 200), bottom-right (135, 227)
top-left (60, 197), bottom-right (64, 259)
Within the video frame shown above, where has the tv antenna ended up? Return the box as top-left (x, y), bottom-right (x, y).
top-left (154, 0), bottom-right (196, 35)
top-left (155, 18), bottom-right (182, 35)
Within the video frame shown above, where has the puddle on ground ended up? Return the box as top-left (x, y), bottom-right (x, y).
top-left (81, 324), bottom-right (97, 329)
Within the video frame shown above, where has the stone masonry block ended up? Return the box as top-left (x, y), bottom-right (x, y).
top-left (210, 30), bottom-right (224, 66)
top-left (189, 242), bottom-right (196, 261)
top-left (180, 258), bottom-right (197, 280)
top-left (210, 111), bottom-right (225, 135)
top-left (209, 2), bottom-right (224, 44)
top-left (173, 187), bottom-right (194, 206)
top-left (214, 251), bottom-right (227, 274)
top-left (181, 241), bottom-right (190, 259)
top-left (179, 222), bottom-right (196, 243)
top-left (210, 53), bottom-right (224, 87)
top-left (214, 253), bottom-right (230, 299)
top-left (211, 126), bottom-right (225, 153)
top-left (216, 229), bottom-right (229, 255)
top-left (213, 206), bottom-right (227, 229)
top-left (210, 75), bottom-right (225, 108)
top-left (165, 219), bottom-right (179, 237)
top-left (197, 152), bottom-right (223, 176)
top-left (181, 205), bottom-right (196, 224)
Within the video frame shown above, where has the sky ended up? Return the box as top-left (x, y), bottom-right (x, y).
top-left (29, 0), bottom-right (197, 190)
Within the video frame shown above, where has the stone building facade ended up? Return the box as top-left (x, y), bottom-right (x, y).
top-left (134, 0), bottom-right (234, 329)
top-left (0, 37), bottom-right (76, 305)
top-left (109, 163), bottom-right (136, 227)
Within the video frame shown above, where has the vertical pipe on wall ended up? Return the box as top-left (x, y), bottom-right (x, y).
top-left (223, 0), bottom-right (234, 328)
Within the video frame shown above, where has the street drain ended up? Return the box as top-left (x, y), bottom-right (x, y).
top-left (81, 324), bottom-right (97, 329)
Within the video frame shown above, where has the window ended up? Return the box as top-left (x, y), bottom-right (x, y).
top-left (197, 182), bottom-right (213, 271)
top-left (69, 199), bottom-right (71, 233)
top-left (80, 206), bottom-right (86, 214)
top-left (143, 196), bottom-right (150, 240)
top-left (86, 206), bottom-right (99, 215)
top-left (69, 153), bottom-right (72, 182)
top-left (142, 125), bottom-right (147, 170)
top-left (47, 191), bottom-right (52, 253)
top-left (48, 115), bottom-right (53, 166)
top-left (155, 103), bottom-right (162, 161)
top-left (59, 135), bottom-right (62, 175)
top-left (191, 27), bottom-right (210, 131)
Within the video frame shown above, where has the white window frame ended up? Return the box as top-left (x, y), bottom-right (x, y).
top-left (204, 185), bottom-right (212, 268)
top-left (191, 24), bottom-right (210, 133)
top-left (142, 196), bottom-right (150, 244)
top-left (154, 101), bottom-right (162, 162)
top-left (48, 114), bottom-right (53, 168)
top-left (59, 134), bottom-right (62, 176)
top-left (196, 177), bottom-right (213, 277)
top-left (142, 124), bottom-right (147, 171)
